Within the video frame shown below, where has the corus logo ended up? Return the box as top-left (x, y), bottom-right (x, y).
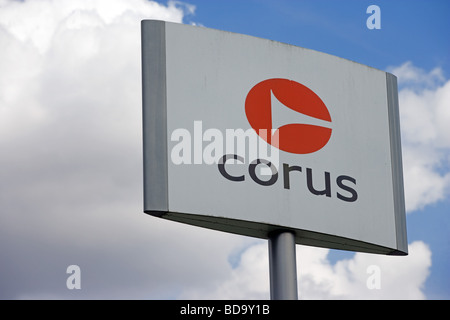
top-left (245, 78), bottom-right (332, 154)
top-left (214, 78), bottom-right (357, 202)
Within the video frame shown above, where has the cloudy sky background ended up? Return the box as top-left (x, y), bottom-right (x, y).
top-left (0, 0), bottom-right (449, 299)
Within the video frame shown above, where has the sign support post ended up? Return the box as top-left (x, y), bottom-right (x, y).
top-left (268, 230), bottom-right (298, 300)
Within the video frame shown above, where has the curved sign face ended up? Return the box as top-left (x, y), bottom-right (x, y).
top-left (245, 78), bottom-right (332, 154)
top-left (142, 20), bottom-right (408, 256)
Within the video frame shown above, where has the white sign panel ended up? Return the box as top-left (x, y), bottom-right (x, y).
top-left (142, 20), bottom-right (407, 255)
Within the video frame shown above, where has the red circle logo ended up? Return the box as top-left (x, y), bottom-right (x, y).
top-left (245, 78), bottom-right (332, 154)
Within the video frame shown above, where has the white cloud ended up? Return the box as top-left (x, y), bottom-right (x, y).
top-left (180, 241), bottom-right (431, 300)
top-left (0, 0), bottom-right (207, 299)
top-left (180, 240), bottom-right (271, 300)
top-left (0, 0), bottom-right (190, 54)
top-left (301, 241), bottom-right (431, 300)
top-left (388, 61), bottom-right (445, 90)
top-left (388, 62), bottom-right (450, 212)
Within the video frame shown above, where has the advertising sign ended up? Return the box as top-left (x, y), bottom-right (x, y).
top-left (142, 20), bottom-right (407, 255)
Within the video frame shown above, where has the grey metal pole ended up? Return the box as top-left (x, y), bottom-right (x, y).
top-left (268, 230), bottom-right (298, 300)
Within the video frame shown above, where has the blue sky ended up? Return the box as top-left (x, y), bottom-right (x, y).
top-left (0, 0), bottom-right (448, 299)
top-left (186, 0), bottom-right (450, 73)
